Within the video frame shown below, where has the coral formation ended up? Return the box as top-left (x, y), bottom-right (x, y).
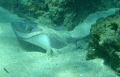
top-left (87, 10), bottom-right (120, 76)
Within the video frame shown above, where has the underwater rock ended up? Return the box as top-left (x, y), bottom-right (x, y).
top-left (87, 10), bottom-right (120, 76)
top-left (0, 0), bottom-right (111, 30)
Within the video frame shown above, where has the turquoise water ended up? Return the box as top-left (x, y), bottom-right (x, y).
top-left (0, 0), bottom-right (119, 77)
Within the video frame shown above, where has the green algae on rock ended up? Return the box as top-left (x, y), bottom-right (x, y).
top-left (87, 10), bottom-right (120, 76)
top-left (0, 0), bottom-right (103, 30)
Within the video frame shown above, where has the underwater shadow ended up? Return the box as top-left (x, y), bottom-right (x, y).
top-left (17, 39), bottom-right (46, 53)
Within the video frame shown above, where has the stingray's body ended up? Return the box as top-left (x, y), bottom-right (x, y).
top-left (11, 19), bottom-right (52, 54)
top-left (11, 19), bottom-right (73, 55)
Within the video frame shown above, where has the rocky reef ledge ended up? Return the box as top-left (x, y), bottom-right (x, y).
top-left (87, 10), bottom-right (120, 76)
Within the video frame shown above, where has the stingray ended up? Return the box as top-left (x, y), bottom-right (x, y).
top-left (11, 19), bottom-right (52, 55)
top-left (10, 19), bottom-right (72, 55)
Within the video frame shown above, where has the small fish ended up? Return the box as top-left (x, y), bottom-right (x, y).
top-left (4, 68), bottom-right (9, 73)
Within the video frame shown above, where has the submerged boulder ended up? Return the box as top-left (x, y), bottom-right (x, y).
top-left (87, 10), bottom-right (120, 76)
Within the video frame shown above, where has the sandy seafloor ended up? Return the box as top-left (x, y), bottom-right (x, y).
top-left (0, 9), bottom-right (119, 77)
top-left (0, 22), bottom-right (119, 77)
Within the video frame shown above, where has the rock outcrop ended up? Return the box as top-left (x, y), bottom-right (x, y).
top-left (87, 10), bottom-right (120, 76)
